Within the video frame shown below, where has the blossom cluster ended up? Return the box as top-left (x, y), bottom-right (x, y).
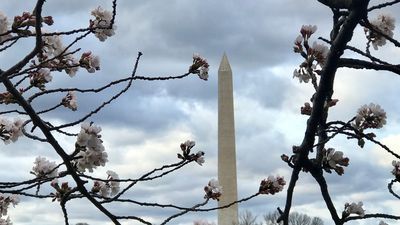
top-left (300, 25), bottom-right (317, 40)
top-left (365, 14), bottom-right (396, 50)
top-left (0, 117), bottom-right (24, 144)
top-left (74, 123), bottom-right (108, 172)
top-left (1, 6), bottom-right (113, 79)
top-left (0, 91), bottom-right (19, 105)
top-left (343, 201), bottom-right (365, 217)
top-left (293, 67), bottom-right (312, 83)
top-left (90, 6), bottom-right (116, 42)
top-left (31, 156), bottom-right (58, 178)
top-left (42, 34), bottom-right (64, 58)
top-left (204, 178), bottom-right (222, 201)
top-left (353, 103), bottom-right (387, 131)
top-left (38, 34), bottom-right (79, 77)
top-left (322, 148), bottom-right (349, 175)
top-left (91, 170), bottom-right (120, 197)
top-left (29, 68), bottom-right (52, 90)
top-left (50, 179), bottom-right (72, 202)
top-left (179, 140), bottom-right (195, 156)
top-left (10, 7), bottom-right (109, 84)
top-left (61, 91), bottom-right (78, 111)
top-left (40, 34), bottom-right (103, 78)
top-left (177, 140), bottom-right (205, 166)
top-left (293, 25), bottom-right (329, 83)
top-left (0, 194), bottom-right (19, 225)
top-left (0, 217), bottom-right (12, 225)
top-left (392, 160), bottom-right (400, 180)
top-left (189, 54), bottom-right (209, 81)
top-left (1, 11), bottom-right (53, 42)
top-left (79, 51), bottom-right (100, 73)
top-left (259, 175), bottom-right (286, 195)
top-left (0, 11), bottom-right (11, 43)
top-left (13, 12), bottom-right (53, 32)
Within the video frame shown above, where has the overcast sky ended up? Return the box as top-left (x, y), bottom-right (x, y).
top-left (1, 1), bottom-right (400, 225)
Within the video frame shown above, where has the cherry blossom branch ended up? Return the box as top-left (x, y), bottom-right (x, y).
top-left (310, 168), bottom-right (340, 223)
top-left (0, 1), bottom-right (213, 224)
top-left (0, 8), bottom-right (121, 225)
top-left (0, 38), bottom-right (18, 53)
top-left (327, 126), bottom-right (400, 159)
top-left (49, 52), bottom-right (143, 131)
top-left (0, 190), bottom-right (52, 199)
top-left (114, 215), bottom-right (151, 225)
top-left (27, 71), bottom-right (191, 103)
top-left (102, 160), bottom-right (190, 203)
top-left (338, 58), bottom-right (400, 75)
top-left (317, 0), bottom-right (354, 9)
top-left (133, 72), bottom-right (191, 81)
top-left (111, 193), bottom-right (260, 225)
top-left (0, 0), bottom-right (44, 81)
top-left (0, 109), bottom-right (25, 115)
top-left (282, 3), bottom-right (368, 225)
top-left (60, 199), bottom-right (70, 225)
top-left (360, 19), bottom-right (400, 48)
top-left (111, 193), bottom-right (260, 212)
top-left (160, 199), bottom-right (209, 225)
top-left (278, 167), bottom-right (300, 224)
top-left (319, 37), bottom-right (391, 64)
top-left (80, 160), bottom-right (190, 185)
top-left (388, 179), bottom-right (400, 200)
top-left (313, 117), bottom-right (356, 149)
top-left (368, 0), bottom-right (400, 11)
top-left (344, 213), bottom-right (400, 222)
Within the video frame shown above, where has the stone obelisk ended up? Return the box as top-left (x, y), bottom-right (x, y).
top-left (218, 53), bottom-right (238, 225)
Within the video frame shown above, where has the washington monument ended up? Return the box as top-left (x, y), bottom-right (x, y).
top-left (218, 53), bottom-right (238, 225)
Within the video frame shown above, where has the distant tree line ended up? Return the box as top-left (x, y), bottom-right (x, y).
top-left (238, 210), bottom-right (323, 225)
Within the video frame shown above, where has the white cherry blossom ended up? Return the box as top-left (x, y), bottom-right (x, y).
top-left (0, 194), bottom-right (19, 217)
top-left (367, 14), bottom-right (396, 50)
top-left (62, 91), bottom-right (78, 111)
top-left (259, 175), bottom-right (286, 195)
top-left (80, 51), bottom-right (100, 73)
top-left (0, 217), bottom-right (12, 225)
top-left (91, 6), bottom-right (116, 42)
top-left (74, 123), bottom-right (108, 172)
top-left (312, 41), bottom-right (329, 65)
top-left (106, 170), bottom-right (120, 196)
top-left (0, 117), bottom-right (24, 144)
top-left (354, 103), bottom-right (386, 130)
top-left (344, 201), bottom-right (365, 217)
top-left (293, 68), bottom-right (311, 83)
top-left (32, 156), bottom-right (58, 178)
top-left (204, 178), bottom-right (222, 200)
top-left (300, 24), bottom-right (317, 39)
top-left (0, 11), bottom-right (11, 42)
top-left (195, 151), bottom-right (205, 166)
top-left (42, 34), bottom-right (64, 57)
top-left (30, 68), bottom-right (52, 90)
top-left (190, 54), bottom-right (209, 81)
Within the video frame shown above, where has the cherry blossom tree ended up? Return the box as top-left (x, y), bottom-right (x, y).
top-left (1, 0), bottom-right (400, 225)
top-left (0, 1), bottom-right (281, 225)
top-left (238, 210), bottom-right (324, 225)
top-left (282, 1), bottom-right (400, 225)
